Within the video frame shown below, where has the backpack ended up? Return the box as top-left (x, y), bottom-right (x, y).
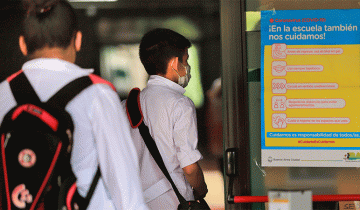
top-left (0, 70), bottom-right (109, 210)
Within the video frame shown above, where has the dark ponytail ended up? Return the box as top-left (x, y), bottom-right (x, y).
top-left (23, 0), bottom-right (59, 17)
top-left (21, 0), bottom-right (78, 55)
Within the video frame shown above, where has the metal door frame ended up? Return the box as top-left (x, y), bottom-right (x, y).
top-left (220, 0), bottom-right (250, 209)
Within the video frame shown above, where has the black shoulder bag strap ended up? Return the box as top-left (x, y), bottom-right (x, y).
top-left (126, 88), bottom-right (187, 204)
top-left (9, 71), bottom-right (101, 208)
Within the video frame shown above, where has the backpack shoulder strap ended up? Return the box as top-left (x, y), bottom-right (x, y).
top-left (46, 75), bottom-right (93, 110)
top-left (7, 70), bottom-right (116, 110)
top-left (126, 88), bottom-right (144, 128)
top-left (47, 73), bottom-right (116, 110)
top-left (8, 70), bottom-right (41, 105)
top-left (88, 74), bottom-right (116, 91)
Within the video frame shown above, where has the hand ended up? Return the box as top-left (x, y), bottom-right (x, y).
top-left (193, 187), bottom-right (208, 200)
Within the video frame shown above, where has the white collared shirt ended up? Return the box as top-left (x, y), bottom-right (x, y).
top-left (127, 75), bottom-right (202, 209)
top-left (0, 58), bottom-right (148, 210)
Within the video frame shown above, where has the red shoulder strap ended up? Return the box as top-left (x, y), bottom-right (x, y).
top-left (126, 88), bottom-right (144, 128)
top-left (89, 74), bottom-right (116, 91)
top-left (6, 70), bottom-right (23, 83)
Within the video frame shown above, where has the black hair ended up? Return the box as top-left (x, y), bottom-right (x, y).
top-left (21, 0), bottom-right (78, 55)
top-left (139, 28), bottom-right (191, 75)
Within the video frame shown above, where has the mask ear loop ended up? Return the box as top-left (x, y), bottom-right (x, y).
top-left (171, 59), bottom-right (181, 77)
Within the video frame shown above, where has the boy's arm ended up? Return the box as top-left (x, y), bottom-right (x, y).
top-left (90, 85), bottom-right (148, 210)
top-left (182, 162), bottom-right (208, 200)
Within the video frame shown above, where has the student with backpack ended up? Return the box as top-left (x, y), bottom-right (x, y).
top-left (125, 28), bottom-right (209, 210)
top-left (0, 0), bottom-right (148, 209)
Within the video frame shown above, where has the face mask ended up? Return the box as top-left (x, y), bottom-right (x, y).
top-left (172, 61), bottom-right (191, 88)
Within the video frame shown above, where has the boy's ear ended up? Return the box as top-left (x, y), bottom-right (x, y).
top-left (19, 36), bottom-right (28, 56)
top-left (163, 57), bottom-right (178, 79)
top-left (170, 57), bottom-right (179, 70)
top-left (75, 31), bottom-right (82, 52)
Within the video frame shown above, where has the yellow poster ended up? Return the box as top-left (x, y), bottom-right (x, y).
top-left (261, 9), bottom-right (360, 167)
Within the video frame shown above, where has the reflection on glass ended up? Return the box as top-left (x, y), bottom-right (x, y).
top-left (185, 45), bottom-right (204, 108)
top-left (100, 44), bottom-right (148, 98)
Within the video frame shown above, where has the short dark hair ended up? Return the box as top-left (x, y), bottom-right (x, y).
top-left (21, 0), bottom-right (78, 55)
top-left (139, 28), bottom-right (191, 75)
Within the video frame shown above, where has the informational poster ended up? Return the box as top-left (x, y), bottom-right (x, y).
top-left (261, 9), bottom-right (360, 167)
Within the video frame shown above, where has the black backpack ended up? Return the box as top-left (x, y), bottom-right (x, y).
top-left (0, 71), bottom-right (103, 210)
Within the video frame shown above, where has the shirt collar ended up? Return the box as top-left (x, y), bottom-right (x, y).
top-left (148, 75), bottom-right (186, 94)
top-left (22, 58), bottom-right (94, 73)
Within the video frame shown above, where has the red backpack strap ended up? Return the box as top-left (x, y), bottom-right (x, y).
top-left (89, 74), bottom-right (116, 91)
top-left (126, 88), bottom-right (144, 128)
top-left (6, 70), bottom-right (23, 83)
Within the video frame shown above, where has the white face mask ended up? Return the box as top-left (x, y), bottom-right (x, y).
top-left (172, 61), bottom-right (191, 88)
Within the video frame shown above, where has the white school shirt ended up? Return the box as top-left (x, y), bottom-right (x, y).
top-left (0, 58), bottom-right (149, 210)
top-left (126, 75), bottom-right (202, 209)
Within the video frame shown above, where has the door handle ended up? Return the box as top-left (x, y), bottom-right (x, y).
top-left (225, 148), bottom-right (238, 204)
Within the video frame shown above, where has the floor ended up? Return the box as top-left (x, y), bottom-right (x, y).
top-left (199, 154), bottom-right (225, 210)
